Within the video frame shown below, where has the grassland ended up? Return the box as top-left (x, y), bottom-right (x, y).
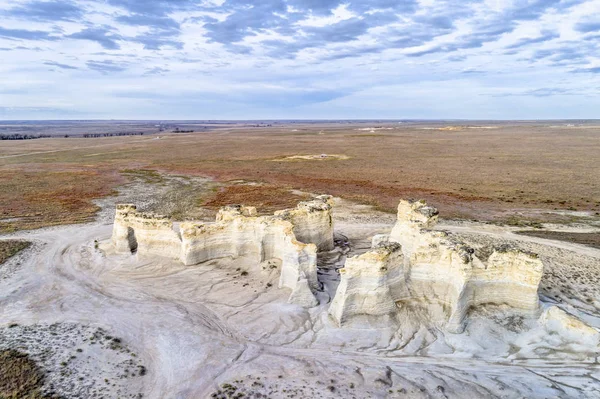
top-left (0, 122), bottom-right (599, 232)
top-left (201, 183), bottom-right (311, 215)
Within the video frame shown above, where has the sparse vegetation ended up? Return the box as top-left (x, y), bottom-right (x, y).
top-left (120, 169), bottom-right (164, 184)
top-left (0, 170), bottom-right (121, 233)
top-left (0, 240), bottom-right (30, 264)
top-left (200, 184), bottom-right (310, 215)
top-left (0, 349), bottom-right (47, 399)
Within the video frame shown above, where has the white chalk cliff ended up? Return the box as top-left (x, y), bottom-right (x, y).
top-left (112, 196), bottom-right (334, 307)
top-left (330, 199), bottom-right (545, 333)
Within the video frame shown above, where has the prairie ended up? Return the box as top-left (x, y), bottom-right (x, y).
top-left (1, 121), bottom-right (599, 233)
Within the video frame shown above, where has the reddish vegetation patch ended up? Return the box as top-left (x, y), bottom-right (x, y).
top-left (0, 170), bottom-right (122, 233)
top-left (201, 184), bottom-right (311, 215)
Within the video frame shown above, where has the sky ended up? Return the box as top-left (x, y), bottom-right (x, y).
top-left (0, 0), bottom-right (599, 120)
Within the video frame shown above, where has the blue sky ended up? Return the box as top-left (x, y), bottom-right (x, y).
top-left (0, 0), bottom-right (599, 119)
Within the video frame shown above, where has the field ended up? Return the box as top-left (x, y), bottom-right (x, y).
top-left (1, 121), bottom-right (599, 233)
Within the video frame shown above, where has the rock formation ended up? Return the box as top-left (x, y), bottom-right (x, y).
top-left (330, 199), bottom-right (544, 333)
top-left (329, 242), bottom-right (405, 325)
top-left (112, 196), bottom-right (334, 308)
top-left (112, 205), bottom-right (181, 259)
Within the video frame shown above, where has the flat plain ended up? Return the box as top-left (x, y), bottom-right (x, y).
top-left (1, 120), bottom-right (599, 233)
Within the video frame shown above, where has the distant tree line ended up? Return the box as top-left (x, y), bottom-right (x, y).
top-left (0, 134), bottom-right (50, 140)
top-left (172, 128), bottom-right (194, 133)
top-left (81, 132), bottom-right (145, 138)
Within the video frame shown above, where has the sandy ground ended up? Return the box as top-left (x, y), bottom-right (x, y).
top-left (1, 185), bottom-right (600, 398)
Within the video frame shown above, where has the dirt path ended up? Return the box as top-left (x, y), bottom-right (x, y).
top-left (439, 223), bottom-right (600, 259)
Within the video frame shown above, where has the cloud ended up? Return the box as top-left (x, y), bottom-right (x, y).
top-left (43, 61), bottom-right (78, 69)
top-left (144, 66), bottom-right (170, 75)
top-left (116, 14), bottom-right (180, 29)
top-left (574, 20), bottom-right (600, 33)
top-left (506, 0), bottom-right (566, 21)
top-left (67, 26), bottom-right (122, 50)
top-left (86, 60), bottom-right (128, 73)
top-left (116, 12), bottom-right (183, 49)
top-left (460, 68), bottom-right (486, 75)
top-left (202, 2), bottom-right (292, 46)
top-left (571, 66), bottom-right (600, 73)
top-left (529, 43), bottom-right (593, 66)
top-left (406, 0), bottom-right (578, 58)
top-left (5, 0), bottom-right (84, 22)
top-left (0, 26), bottom-right (58, 41)
top-left (488, 87), bottom-right (576, 97)
top-left (106, 0), bottom-right (198, 16)
top-left (505, 31), bottom-right (560, 49)
top-left (406, 20), bottom-right (515, 57)
top-left (113, 86), bottom-right (351, 108)
top-left (201, 1), bottom-right (415, 57)
top-left (133, 31), bottom-right (183, 50)
top-left (526, 87), bottom-right (574, 96)
top-left (447, 54), bottom-right (467, 62)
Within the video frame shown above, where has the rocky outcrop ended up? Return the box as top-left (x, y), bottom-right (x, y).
top-left (275, 195), bottom-right (334, 251)
top-left (539, 306), bottom-right (600, 343)
top-left (112, 204), bottom-right (180, 259)
top-left (112, 196), bottom-right (334, 307)
top-left (180, 206), bottom-right (319, 297)
top-left (330, 199), bottom-right (544, 332)
top-left (329, 243), bottom-right (404, 325)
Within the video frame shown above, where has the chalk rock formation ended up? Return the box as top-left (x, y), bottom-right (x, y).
top-left (179, 206), bottom-right (319, 296)
top-left (112, 204), bottom-right (181, 259)
top-left (330, 199), bottom-right (544, 332)
top-left (275, 195), bottom-right (334, 251)
top-left (539, 306), bottom-right (600, 343)
top-left (329, 243), bottom-right (405, 325)
top-left (112, 196), bottom-right (334, 307)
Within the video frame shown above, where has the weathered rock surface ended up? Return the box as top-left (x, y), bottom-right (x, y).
top-left (112, 204), bottom-right (180, 259)
top-left (330, 199), bottom-right (545, 332)
top-left (112, 196), bottom-right (334, 307)
top-left (275, 195), bottom-right (334, 251)
top-left (329, 242), bottom-right (404, 325)
top-left (539, 306), bottom-right (600, 343)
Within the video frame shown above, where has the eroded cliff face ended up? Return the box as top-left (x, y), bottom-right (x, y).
top-left (275, 195), bottom-right (334, 252)
top-left (329, 243), bottom-right (405, 325)
top-left (112, 204), bottom-right (181, 259)
top-left (330, 199), bottom-right (545, 333)
top-left (112, 197), bottom-right (334, 308)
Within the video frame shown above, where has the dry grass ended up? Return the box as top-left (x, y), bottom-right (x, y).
top-left (0, 241), bottom-right (30, 264)
top-left (201, 184), bottom-right (311, 215)
top-left (0, 349), bottom-right (47, 399)
top-left (0, 123), bottom-right (599, 232)
top-left (0, 170), bottom-right (122, 233)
